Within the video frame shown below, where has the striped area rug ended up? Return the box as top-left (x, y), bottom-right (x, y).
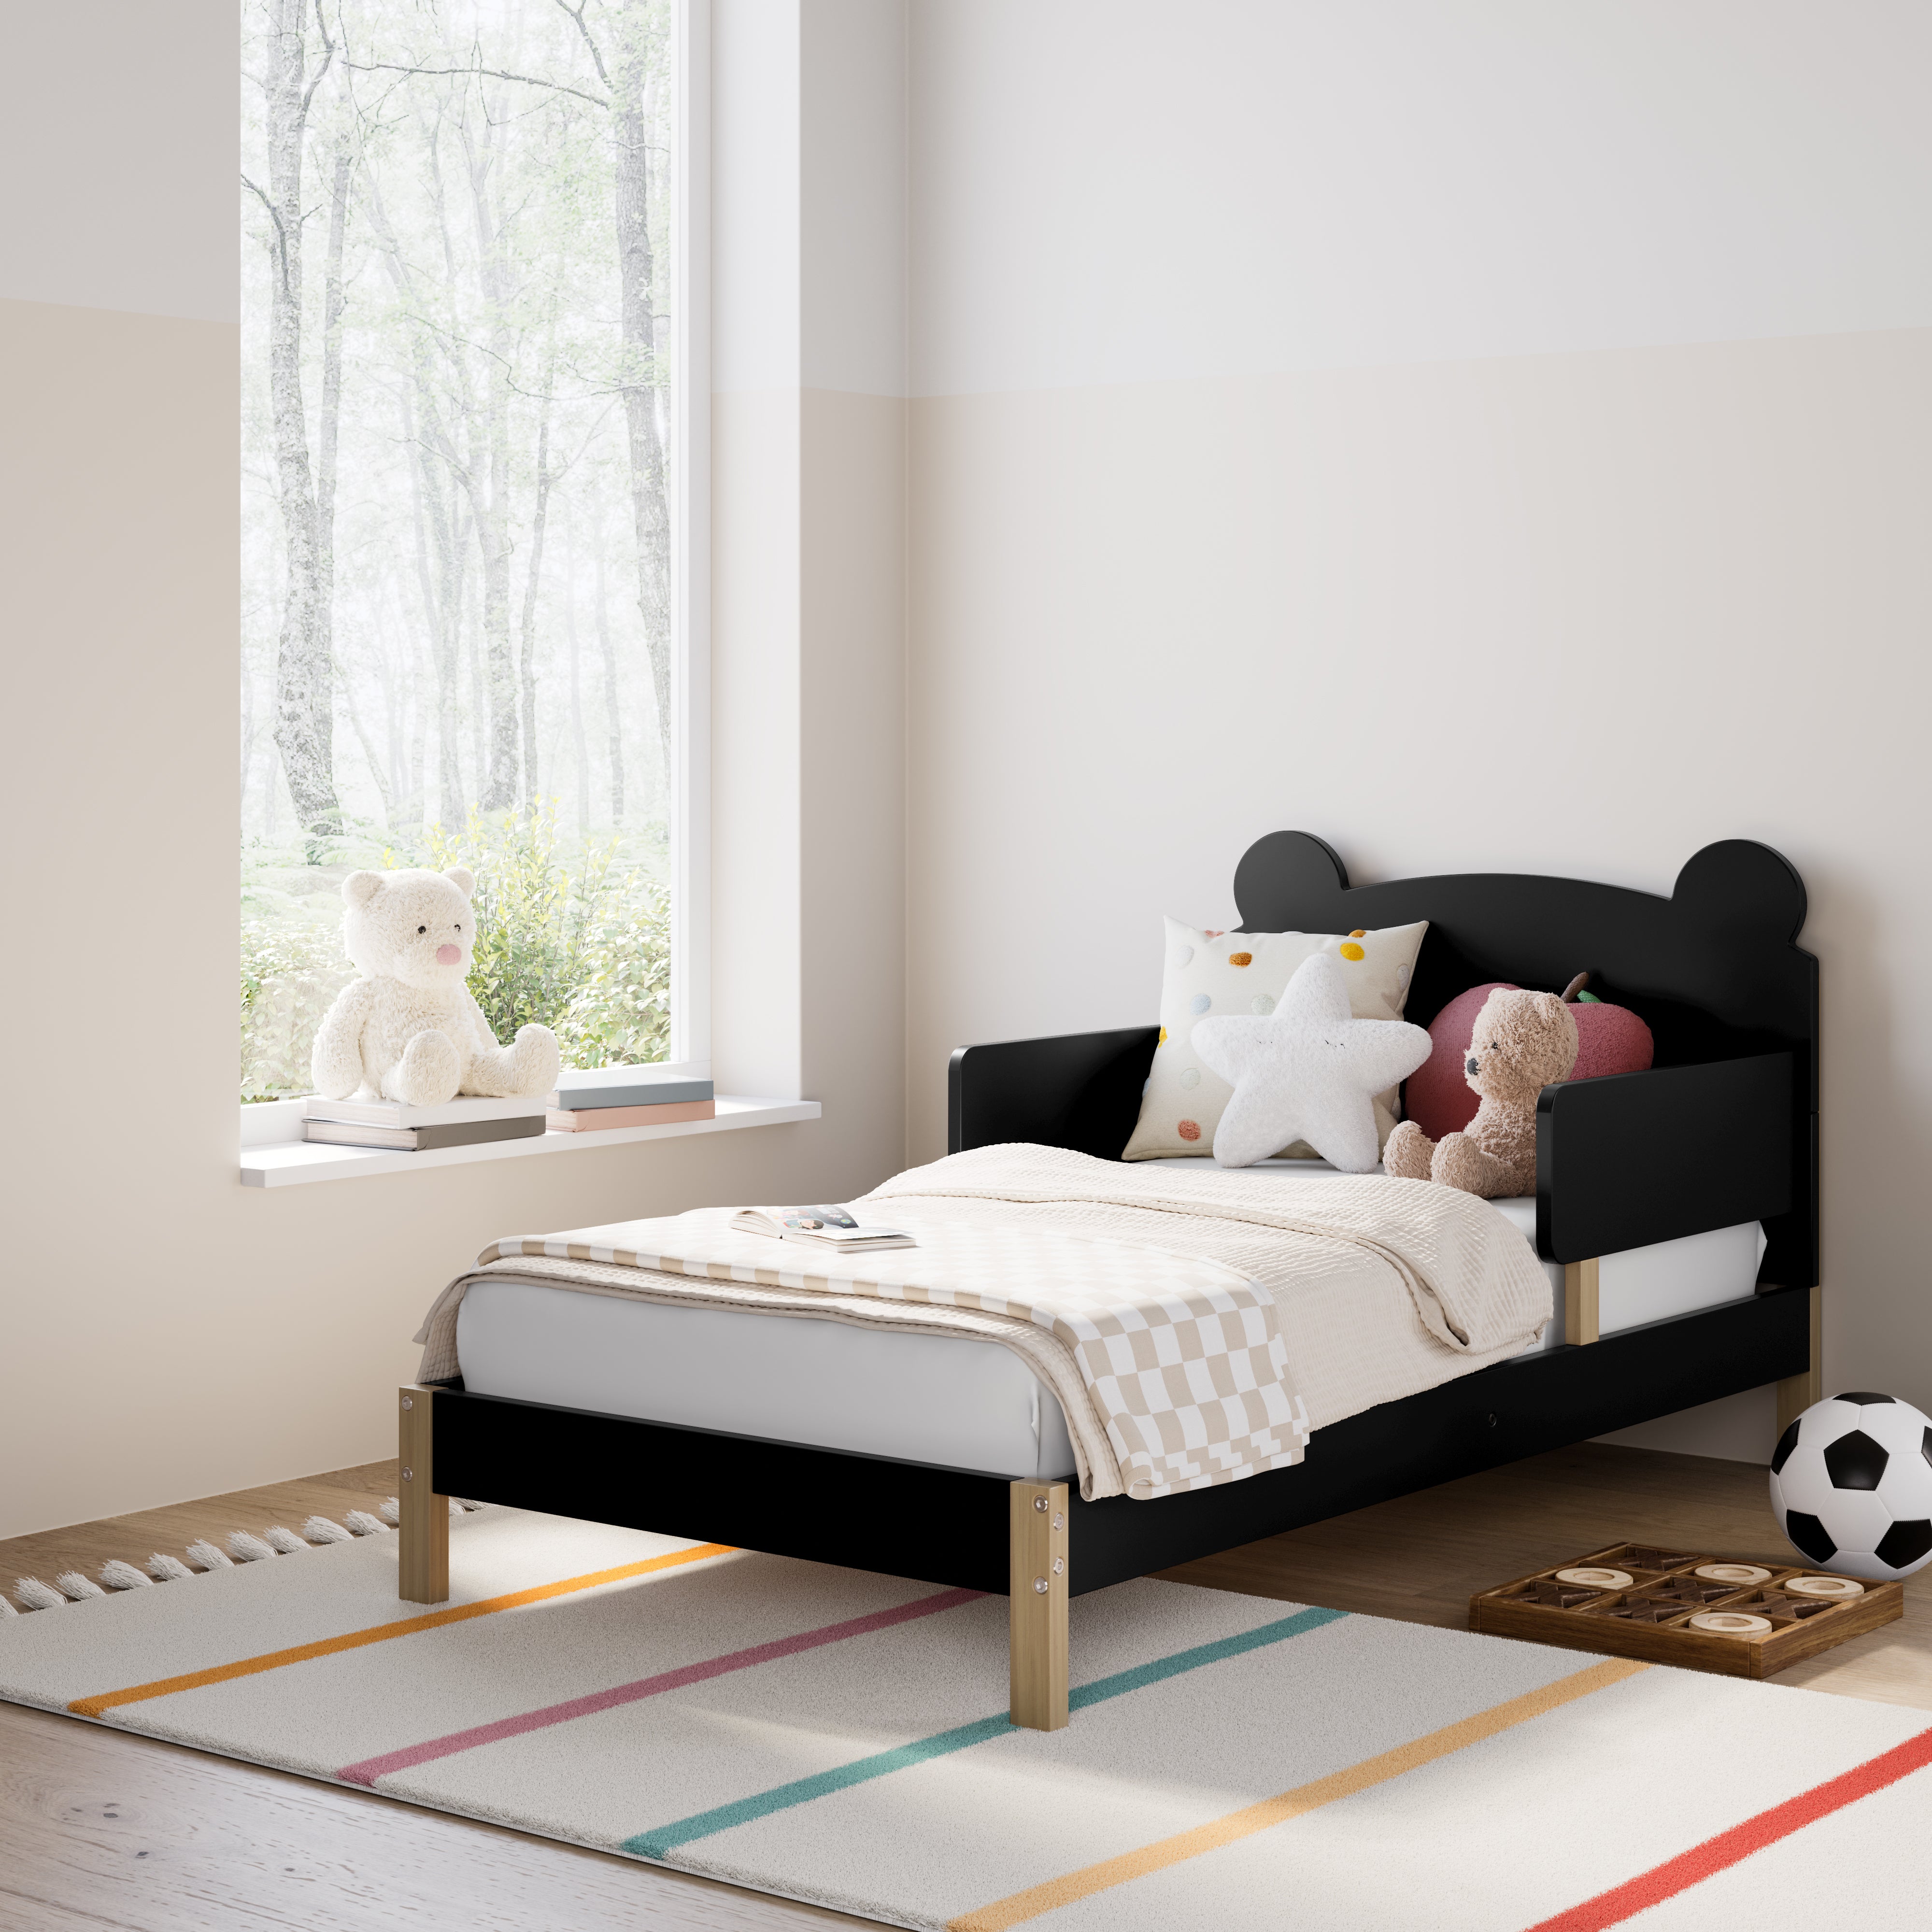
top-left (3, 1507), bottom-right (1929, 1930)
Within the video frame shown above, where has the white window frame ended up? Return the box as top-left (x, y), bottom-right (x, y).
top-left (239, 0), bottom-right (722, 1165)
top-left (670, 0), bottom-right (711, 1072)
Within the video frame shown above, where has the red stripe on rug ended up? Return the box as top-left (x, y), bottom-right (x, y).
top-left (338, 1585), bottom-right (984, 1787)
top-left (1527, 1723), bottom-right (1932, 1932)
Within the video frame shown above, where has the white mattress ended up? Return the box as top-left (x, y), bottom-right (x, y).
top-left (456, 1161), bottom-right (1764, 1480)
top-left (457, 1286), bottom-right (1081, 1480)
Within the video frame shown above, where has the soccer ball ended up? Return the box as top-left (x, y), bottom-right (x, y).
top-left (1769, 1392), bottom-right (1932, 1581)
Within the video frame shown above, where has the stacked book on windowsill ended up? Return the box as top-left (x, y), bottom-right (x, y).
top-left (545, 1065), bottom-right (716, 1131)
top-left (301, 1093), bottom-right (549, 1152)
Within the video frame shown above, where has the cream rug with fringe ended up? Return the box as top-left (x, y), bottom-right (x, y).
top-left (4, 1505), bottom-right (1931, 1931)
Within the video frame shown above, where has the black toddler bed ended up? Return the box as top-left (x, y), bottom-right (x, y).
top-left (398, 832), bottom-right (1820, 1732)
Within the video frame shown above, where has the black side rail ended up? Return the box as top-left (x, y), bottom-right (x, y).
top-left (1536, 1051), bottom-right (1795, 1266)
top-left (953, 1034), bottom-right (1804, 1282)
top-left (949, 1027), bottom-right (1159, 1159)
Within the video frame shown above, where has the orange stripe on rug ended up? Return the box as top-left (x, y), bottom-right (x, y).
top-left (68, 1542), bottom-right (733, 1719)
top-left (947, 1656), bottom-right (1648, 1932)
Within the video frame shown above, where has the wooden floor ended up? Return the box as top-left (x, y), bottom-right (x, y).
top-left (3, 1442), bottom-right (1926, 1930)
top-left (0, 1462), bottom-right (406, 1599)
top-left (1158, 1440), bottom-right (1932, 1709)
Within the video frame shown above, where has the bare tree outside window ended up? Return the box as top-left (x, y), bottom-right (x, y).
top-left (241, 0), bottom-right (675, 1101)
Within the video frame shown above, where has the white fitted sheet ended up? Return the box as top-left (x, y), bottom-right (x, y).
top-left (455, 1160), bottom-right (1764, 1478)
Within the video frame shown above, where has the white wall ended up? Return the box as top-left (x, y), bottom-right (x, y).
top-left (0, 0), bottom-right (909, 1538)
top-left (904, 1), bottom-right (1932, 1459)
top-left (0, 2), bottom-right (236, 320)
top-left (911, 0), bottom-right (1932, 391)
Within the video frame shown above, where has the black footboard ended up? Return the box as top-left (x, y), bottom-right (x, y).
top-left (427, 1383), bottom-right (1015, 1589)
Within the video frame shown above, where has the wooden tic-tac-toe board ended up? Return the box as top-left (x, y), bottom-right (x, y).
top-left (1470, 1542), bottom-right (1902, 1679)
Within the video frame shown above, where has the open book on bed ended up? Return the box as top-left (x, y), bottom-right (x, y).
top-left (729, 1205), bottom-right (916, 1254)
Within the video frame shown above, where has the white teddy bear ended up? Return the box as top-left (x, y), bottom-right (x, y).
top-left (309, 867), bottom-right (561, 1107)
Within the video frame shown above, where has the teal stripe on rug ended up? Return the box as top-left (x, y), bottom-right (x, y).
top-left (623, 1603), bottom-right (1348, 1860)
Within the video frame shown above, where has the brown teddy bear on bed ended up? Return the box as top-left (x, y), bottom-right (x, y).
top-left (1384, 987), bottom-right (1577, 1197)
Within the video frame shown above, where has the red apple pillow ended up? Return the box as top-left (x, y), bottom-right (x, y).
top-left (1403, 977), bottom-right (1654, 1141)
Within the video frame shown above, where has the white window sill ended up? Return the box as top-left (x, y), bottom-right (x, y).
top-left (239, 1096), bottom-right (821, 1188)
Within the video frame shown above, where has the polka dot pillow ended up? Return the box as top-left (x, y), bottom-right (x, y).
top-left (1121, 918), bottom-right (1431, 1163)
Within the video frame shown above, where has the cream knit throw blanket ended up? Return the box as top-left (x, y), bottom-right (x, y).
top-left (415, 1145), bottom-right (1549, 1501)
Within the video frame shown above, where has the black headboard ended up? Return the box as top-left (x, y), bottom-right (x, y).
top-left (1231, 831), bottom-right (1819, 1284)
top-left (950, 832), bottom-right (1818, 1285)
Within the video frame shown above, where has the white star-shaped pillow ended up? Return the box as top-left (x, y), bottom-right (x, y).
top-left (1191, 951), bottom-right (1433, 1171)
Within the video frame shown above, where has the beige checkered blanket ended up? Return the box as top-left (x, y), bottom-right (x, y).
top-left (415, 1145), bottom-right (1548, 1501)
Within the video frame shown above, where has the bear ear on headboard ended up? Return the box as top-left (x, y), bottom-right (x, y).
top-left (1670, 840), bottom-right (1808, 944)
top-left (1232, 831), bottom-right (1352, 933)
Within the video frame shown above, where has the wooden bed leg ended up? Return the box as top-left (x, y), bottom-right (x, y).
top-left (1776, 1286), bottom-right (1824, 1436)
top-left (1564, 1258), bottom-right (1600, 1347)
top-left (398, 1386), bottom-right (450, 1605)
top-left (1009, 1480), bottom-right (1069, 1732)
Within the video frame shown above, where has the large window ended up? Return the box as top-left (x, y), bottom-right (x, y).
top-left (240, 0), bottom-right (684, 1102)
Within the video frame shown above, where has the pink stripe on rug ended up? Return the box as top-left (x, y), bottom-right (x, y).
top-left (338, 1585), bottom-right (984, 1787)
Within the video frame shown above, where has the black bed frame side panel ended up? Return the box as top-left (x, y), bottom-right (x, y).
top-left (427, 1286), bottom-right (1810, 1600)
top-left (1065, 1288), bottom-right (1812, 1593)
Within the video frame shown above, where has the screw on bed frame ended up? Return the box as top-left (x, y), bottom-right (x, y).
top-left (1034, 1495), bottom-right (1047, 1511)
top-left (1053, 1513), bottom-right (1065, 1531)
top-left (401, 1468), bottom-right (413, 1481)
top-left (1052, 1558), bottom-right (1065, 1575)
top-left (401, 1395), bottom-right (413, 1409)
top-left (1033, 1577), bottom-right (1049, 1594)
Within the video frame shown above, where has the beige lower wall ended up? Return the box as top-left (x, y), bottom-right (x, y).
top-left (711, 386), bottom-right (909, 1118)
top-left (0, 1128), bottom-right (884, 1543)
top-left (907, 325), bottom-right (1932, 1460)
top-left (801, 388), bottom-right (908, 1121)
top-left (0, 305), bottom-right (907, 1540)
top-left (7, 285), bottom-right (1916, 1523)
